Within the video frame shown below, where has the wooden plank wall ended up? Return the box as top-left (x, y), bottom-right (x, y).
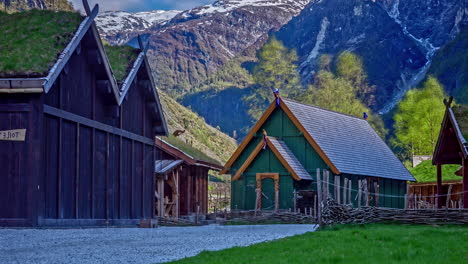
top-left (39, 38), bottom-right (157, 225)
top-left (0, 96), bottom-right (42, 226)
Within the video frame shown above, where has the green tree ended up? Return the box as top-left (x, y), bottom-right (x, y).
top-left (300, 70), bottom-right (386, 137)
top-left (335, 51), bottom-right (376, 107)
top-left (253, 37), bottom-right (301, 98)
top-left (393, 76), bottom-right (447, 159)
top-left (248, 37), bottom-right (301, 119)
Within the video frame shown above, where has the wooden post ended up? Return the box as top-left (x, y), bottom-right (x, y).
top-left (254, 188), bottom-right (260, 216)
top-left (274, 177), bottom-right (279, 213)
top-left (358, 180), bottom-right (362, 208)
top-left (336, 176), bottom-right (341, 204)
top-left (404, 194), bottom-right (408, 209)
top-left (463, 158), bottom-right (468, 209)
top-left (324, 170), bottom-right (330, 201)
top-left (348, 180), bottom-right (352, 207)
top-left (374, 182), bottom-right (379, 207)
top-left (316, 168), bottom-right (322, 226)
top-left (437, 164), bottom-right (443, 208)
top-left (293, 190), bottom-right (297, 213)
top-left (313, 195), bottom-right (317, 219)
top-left (343, 178), bottom-right (348, 205)
top-left (364, 179), bottom-right (369, 207)
top-left (446, 184), bottom-right (453, 209)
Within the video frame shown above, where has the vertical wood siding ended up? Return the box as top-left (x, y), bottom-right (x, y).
top-left (231, 107), bottom-right (407, 210)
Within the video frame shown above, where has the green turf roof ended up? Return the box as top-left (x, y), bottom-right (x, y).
top-left (163, 135), bottom-right (222, 166)
top-left (0, 10), bottom-right (83, 78)
top-left (452, 105), bottom-right (468, 141)
top-left (409, 160), bottom-right (461, 183)
top-left (104, 44), bottom-right (140, 83)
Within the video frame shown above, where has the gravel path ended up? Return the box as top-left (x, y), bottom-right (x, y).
top-left (0, 224), bottom-right (317, 264)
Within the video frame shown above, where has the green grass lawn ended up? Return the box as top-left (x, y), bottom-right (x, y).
top-left (168, 224), bottom-right (467, 264)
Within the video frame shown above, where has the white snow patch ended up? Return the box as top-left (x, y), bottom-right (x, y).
top-left (301, 17), bottom-right (330, 68)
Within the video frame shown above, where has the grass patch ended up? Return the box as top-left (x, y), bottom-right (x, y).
top-left (162, 134), bottom-right (221, 166)
top-left (104, 44), bottom-right (139, 83)
top-left (410, 160), bottom-right (461, 183)
top-left (0, 10), bottom-right (82, 77)
top-left (168, 224), bottom-right (467, 264)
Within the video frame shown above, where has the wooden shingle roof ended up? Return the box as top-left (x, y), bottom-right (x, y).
top-left (222, 98), bottom-right (414, 182)
top-left (268, 137), bottom-right (312, 180)
top-left (283, 99), bottom-right (415, 181)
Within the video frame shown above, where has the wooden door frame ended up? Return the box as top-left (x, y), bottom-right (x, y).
top-left (255, 173), bottom-right (280, 212)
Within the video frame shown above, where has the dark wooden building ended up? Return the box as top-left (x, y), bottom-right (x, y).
top-left (433, 98), bottom-right (467, 208)
top-left (154, 138), bottom-right (222, 218)
top-left (0, 3), bottom-right (167, 227)
top-left (221, 98), bottom-right (415, 211)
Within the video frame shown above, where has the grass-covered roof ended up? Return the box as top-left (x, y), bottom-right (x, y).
top-left (163, 135), bottom-right (222, 166)
top-left (409, 160), bottom-right (461, 183)
top-left (0, 10), bottom-right (83, 78)
top-left (453, 105), bottom-right (468, 140)
top-left (104, 44), bottom-right (140, 83)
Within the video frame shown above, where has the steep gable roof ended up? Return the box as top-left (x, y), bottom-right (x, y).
top-left (433, 99), bottom-right (468, 163)
top-left (283, 99), bottom-right (414, 181)
top-left (222, 98), bottom-right (415, 182)
top-left (232, 136), bottom-right (311, 181)
top-left (268, 137), bottom-right (312, 180)
top-left (0, 1), bottom-right (168, 136)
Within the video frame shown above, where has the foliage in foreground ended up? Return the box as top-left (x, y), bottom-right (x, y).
top-left (392, 77), bottom-right (447, 160)
top-left (409, 160), bottom-right (461, 183)
top-left (168, 224), bottom-right (467, 264)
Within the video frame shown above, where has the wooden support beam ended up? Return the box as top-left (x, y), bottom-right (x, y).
top-left (437, 164), bottom-right (442, 208)
top-left (463, 158), bottom-right (468, 208)
top-left (316, 168), bottom-right (322, 226)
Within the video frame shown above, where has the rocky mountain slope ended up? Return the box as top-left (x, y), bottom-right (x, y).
top-left (275, 0), bottom-right (467, 113)
top-left (160, 92), bottom-right (238, 164)
top-left (97, 0), bottom-right (312, 95)
top-left (96, 10), bottom-right (181, 45)
top-left (0, 0), bottom-right (73, 12)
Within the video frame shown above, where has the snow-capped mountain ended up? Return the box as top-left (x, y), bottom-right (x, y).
top-left (178, 0), bottom-right (311, 18)
top-left (99, 0), bottom-right (312, 94)
top-left (96, 10), bottom-right (181, 45)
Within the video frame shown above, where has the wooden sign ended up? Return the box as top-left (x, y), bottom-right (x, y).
top-left (0, 129), bottom-right (26, 141)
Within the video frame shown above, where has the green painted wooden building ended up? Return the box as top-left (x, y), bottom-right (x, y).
top-left (221, 98), bottom-right (415, 210)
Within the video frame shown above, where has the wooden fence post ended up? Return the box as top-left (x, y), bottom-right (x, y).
top-left (343, 178), bottom-right (347, 205)
top-left (374, 182), bottom-right (379, 207)
top-left (316, 168), bottom-right (322, 226)
top-left (348, 180), bottom-right (352, 207)
top-left (336, 176), bottom-right (341, 204)
top-left (358, 180), bottom-right (362, 208)
top-left (446, 184), bottom-right (453, 209)
top-left (364, 179), bottom-right (369, 207)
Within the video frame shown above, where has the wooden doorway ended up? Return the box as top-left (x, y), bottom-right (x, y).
top-left (255, 173), bottom-right (280, 212)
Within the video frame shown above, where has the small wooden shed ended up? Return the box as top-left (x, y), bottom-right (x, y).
top-left (221, 98), bottom-right (415, 211)
top-left (433, 97), bottom-right (467, 208)
top-left (0, 3), bottom-right (167, 227)
top-left (154, 138), bottom-right (223, 218)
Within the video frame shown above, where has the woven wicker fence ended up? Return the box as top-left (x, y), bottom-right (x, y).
top-left (321, 198), bottom-right (468, 226)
